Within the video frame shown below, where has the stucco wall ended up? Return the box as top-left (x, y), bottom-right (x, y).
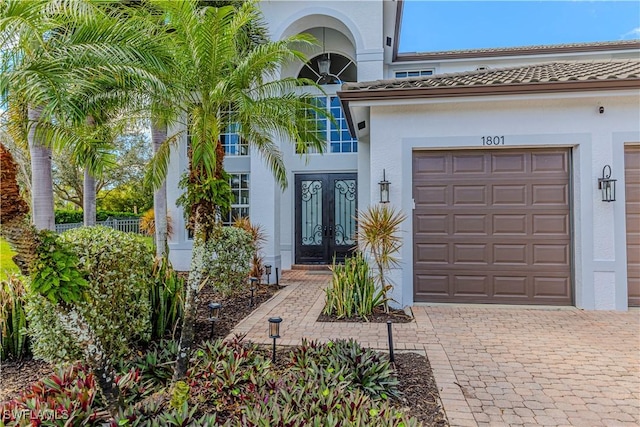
top-left (363, 91), bottom-right (639, 310)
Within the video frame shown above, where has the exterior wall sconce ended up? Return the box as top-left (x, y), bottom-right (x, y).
top-left (379, 169), bottom-right (390, 203)
top-left (268, 317), bottom-right (282, 362)
top-left (264, 264), bottom-right (272, 284)
top-left (208, 302), bottom-right (222, 339)
top-left (598, 165), bottom-right (616, 202)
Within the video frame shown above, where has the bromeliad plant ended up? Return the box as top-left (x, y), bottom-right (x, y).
top-left (357, 205), bottom-right (407, 313)
top-left (324, 252), bottom-right (387, 320)
top-left (0, 274), bottom-right (29, 361)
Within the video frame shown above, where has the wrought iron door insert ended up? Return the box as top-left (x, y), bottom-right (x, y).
top-left (295, 173), bottom-right (357, 264)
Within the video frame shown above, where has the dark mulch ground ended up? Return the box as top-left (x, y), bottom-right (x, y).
top-left (1, 279), bottom-right (449, 426)
top-left (317, 305), bottom-right (414, 323)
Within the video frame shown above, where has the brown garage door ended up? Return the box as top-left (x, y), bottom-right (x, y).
top-left (413, 149), bottom-right (572, 305)
top-left (625, 145), bottom-right (640, 307)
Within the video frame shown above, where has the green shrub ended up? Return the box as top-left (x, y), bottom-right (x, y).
top-left (324, 252), bottom-right (387, 320)
top-left (27, 227), bottom-right (153, 363)
top-left (110, 401), bottom-right (218, 427)
top-left (200, 226), bottom-right (254, 296)
top-left (0, 274), bottom-right (29, 361)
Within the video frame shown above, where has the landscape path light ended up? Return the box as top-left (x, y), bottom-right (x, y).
top-left (268, 316), bottom-right (282, 363)
top-left (208, 302), bottom-right (221, 339)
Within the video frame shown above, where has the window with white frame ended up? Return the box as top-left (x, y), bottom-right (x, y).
top-left (221, 122), bottom-right (248, 156)
top-left (394, 69), bottom-right (435, 78)
top-left (221, 173), bottom-right (249, 225)
top-left (298, 95), bottom-right (357, 154)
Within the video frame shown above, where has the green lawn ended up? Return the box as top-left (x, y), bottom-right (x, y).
top-left (0, 237), bottom-right (19, 275)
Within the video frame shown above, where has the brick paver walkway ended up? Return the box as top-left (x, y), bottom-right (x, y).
top-left (228, 271), bottom-right (640, 427)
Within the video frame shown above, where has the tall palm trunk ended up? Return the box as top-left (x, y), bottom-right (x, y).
top-left (27, 107), bottom-right (55, 231)
top-left (83, 168), bottom-right (96, 226)
top-left (151, 121), bottom-right (168, 258)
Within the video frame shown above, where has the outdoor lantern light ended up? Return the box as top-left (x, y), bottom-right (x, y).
top-left (268, 317), bottom-right (283, 362)
top-left (317, 54), bottom-right (331, 76)
top-left (208, 302), bottom-right (222, 339)
top-left (598, 165), bottom-right (616, 202)
top-left (249, 277), bottom-right (258, 307)
top-left (264, 264), bottom-right (272, 285)
top-left (379, 169), bottom-right (390, 203)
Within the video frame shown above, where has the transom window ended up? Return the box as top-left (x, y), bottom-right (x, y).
top-left (395, 69), bottom-right (434, 78)
top-left (300, 96), bottom-right (357, 154)
top-left (221, 173), bottom-right (249, 226)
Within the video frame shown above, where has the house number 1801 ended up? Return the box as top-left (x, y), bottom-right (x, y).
top-left (481, 136), bottom-right (505, 146)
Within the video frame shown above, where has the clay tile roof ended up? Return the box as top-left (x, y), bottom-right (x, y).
top-left (341, 60), bottom-right (640, 93)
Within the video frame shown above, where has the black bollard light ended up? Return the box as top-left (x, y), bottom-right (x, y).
top-left (387, 320), bottom-right (395, 363)
top-left (249, 277), bottom-right (258, 307)
top-left (268, 316), bottom-right (282, 363)
top-left (264, 264), bottom-right (272, 285)
top-left (208, 302), bottom-right (222, 339)
top-left (275, 267), bottom-right (279, 286)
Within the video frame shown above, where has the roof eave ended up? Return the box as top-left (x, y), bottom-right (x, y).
top-left (338, 79), bottom-right (640, 103)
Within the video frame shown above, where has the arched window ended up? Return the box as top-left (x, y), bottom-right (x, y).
top-left (298, 53), bottom-right (357, 85)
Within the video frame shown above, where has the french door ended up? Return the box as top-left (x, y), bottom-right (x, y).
top-left (295, 173), bottom-right (357, 264)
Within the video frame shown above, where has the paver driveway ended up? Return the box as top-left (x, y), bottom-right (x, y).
top-left (230, 271), bottom-right (640, 426)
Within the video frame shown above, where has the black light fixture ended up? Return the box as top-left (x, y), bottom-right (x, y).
top-left (208, 302), bottom-right (222, 339)
top-left (264, 264), bottom-right (272, 285)
top-left (249, 277), bottom-right (258, 307)
top-left (379, 169), bottom-right (390, 203)
top-left (317, 27), bottom-right (331, 77)
top-left (598, 165), bottom-right (616, 202)
top-left (268, 317), bottom-right (282, 363)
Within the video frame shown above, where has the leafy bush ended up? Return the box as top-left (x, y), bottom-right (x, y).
top-left (0, 274), bottom-right (29, 361)
top-left (109, 401), bottom-right (218, 427)
top-left (31, 231), bottom-right (88, 304)
top-left (27, 227), bottom-right (153, 363)
top-left (324, 252), bottom-right (387, 320)
top-left (149, 257), bottom-right (184, 340)
top-left (55, 209), bottom-right (142, 224)
top-left (200, 226), bottom-right (254, 296)
top-left (233, 217), bottom-right (266, 282)
top-left (289, 338), bottom-right (399, 399)
top-left (0, 364), bottom-right (109, 426)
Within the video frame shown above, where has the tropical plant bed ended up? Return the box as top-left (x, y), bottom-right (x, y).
top-left (317, 305), bottom-right (414, 323)
top-left (1, 281), bottom-right (448, 426)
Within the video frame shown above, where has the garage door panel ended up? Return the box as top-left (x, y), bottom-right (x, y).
top-left (493, 185), bottom-right (527, 205)
top-left (492, 153), bottom-right (527, 173)
top-left (415, 214), bottom-right (448, 235)
top-left (453, 275), bottom-right (489, 296)
top-left (493, 276), bottom-right (528, 297)
top-left (453, 244), bottom-right (489, 264)
top-left (533, 244), bottom-right (570, 266)
top-left (453, 185), bottom-right (488, 205)
top-left (625, 145), bottom-right (640, 306)
top-left (532, 184), bottom-right (569, 205)
top-left (416, 243), bottom-right (448, 264)
top-left (454, 215), bottom-right (488, 234)
top-left (453, 154), bottom-right (487, 173)
top-left (533, 214), bottom-right (569, 235)
top-left (415, 185), bottom-right (447, 206)
top-left (414, 155), bottom-right (447, 175)
top-left (533, 276), bottom-right (571, 299)
top-left (413, 148), bottom-right (571, 305)
top-left (531, 151), bottom-right (569, 174)
top-left (493, 214), bottom-right (527, 235)
top-left (493, 244), bottom-right (527, 265)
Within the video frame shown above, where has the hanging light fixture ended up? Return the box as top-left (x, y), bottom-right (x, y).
top-left (317, 27), bottom-right (331, 76)
top-left (598, 165), bottom-right (616, 202)
top-left (379, 169), bottom-right (390, 204)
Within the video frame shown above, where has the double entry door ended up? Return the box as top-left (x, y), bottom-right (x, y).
top-left (295, 173), bottom-right (357, 264)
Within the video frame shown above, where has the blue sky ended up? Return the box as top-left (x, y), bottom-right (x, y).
top-left (399, 1), bottom-right (640, 53)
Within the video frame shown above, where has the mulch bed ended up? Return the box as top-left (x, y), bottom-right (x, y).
top-left (317, 306), bottom-right (414, 323)
top-left (1, 276), bottom-right (449, 426)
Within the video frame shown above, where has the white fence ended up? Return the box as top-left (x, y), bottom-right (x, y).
top-left (55, 217), bottom-right (142, 234)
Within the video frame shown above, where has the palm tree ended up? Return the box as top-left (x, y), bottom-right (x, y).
top-left (145, 0), bottom-right (326, 381)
